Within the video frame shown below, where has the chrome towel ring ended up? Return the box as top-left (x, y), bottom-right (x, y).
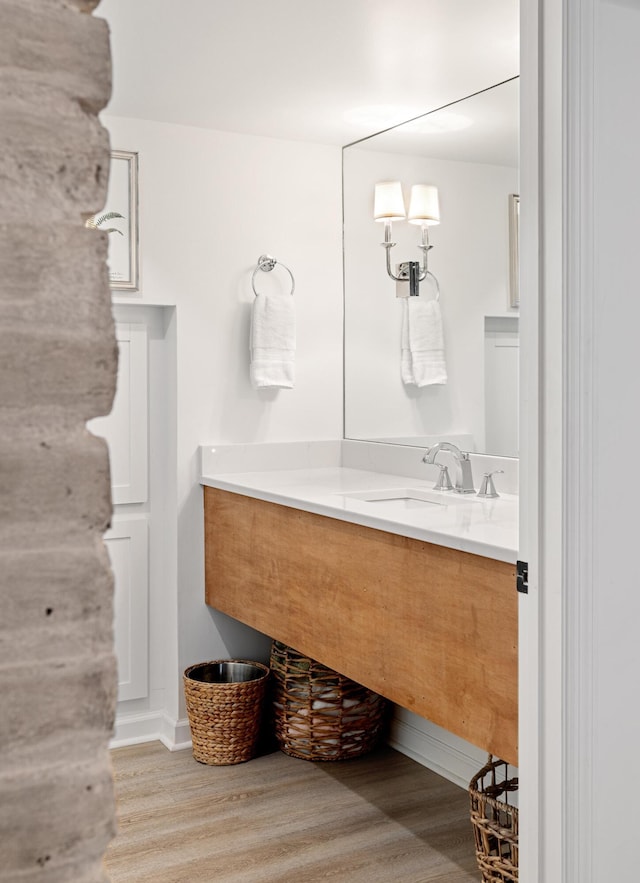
top-left (425, 270), bottom-right (440, 302)
top-left (252, 254), bottom-right (295, 297)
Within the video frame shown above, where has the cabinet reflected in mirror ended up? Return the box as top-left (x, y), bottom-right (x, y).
top-left (343, 78), bottom-right (519, 458)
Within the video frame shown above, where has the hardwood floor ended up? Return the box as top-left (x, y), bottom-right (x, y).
top-left (105, 742), bottom-right (481, 883)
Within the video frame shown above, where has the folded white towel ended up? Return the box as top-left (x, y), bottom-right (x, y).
top-left (250, 292), bottom-right (296, 389)
top-left (401, 296), bottom-right (447, 387)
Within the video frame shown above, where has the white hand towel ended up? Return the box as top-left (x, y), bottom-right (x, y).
top-left (401, 298), bottom-right (415, 386)
top-left (401, 297), bottom-right (447, 387)
top-left (250, 292), bottom-right (296, 389)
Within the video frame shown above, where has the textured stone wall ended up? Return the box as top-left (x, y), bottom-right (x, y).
top-left (0, 1), bottom-right (118, 880)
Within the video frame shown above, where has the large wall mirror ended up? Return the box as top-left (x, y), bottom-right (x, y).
top-left (343, 77), bottom-right (519, 458)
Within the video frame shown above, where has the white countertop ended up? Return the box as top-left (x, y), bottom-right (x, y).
top-left (200, 465), bottom-right (518, 563)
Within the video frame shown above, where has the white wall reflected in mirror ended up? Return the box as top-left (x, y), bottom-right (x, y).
top-left (343, 78), bottom-right (519, 458)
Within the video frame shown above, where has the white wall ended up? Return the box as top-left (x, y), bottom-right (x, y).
top-left (344, 146), bottom-right (517, 452)
top-left (104, 114), bottom-right (344, 721)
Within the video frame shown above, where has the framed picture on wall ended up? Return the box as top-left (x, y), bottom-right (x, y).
top-left (87, 150), bottom-right (139, 291)
top-left (508, 193), bottom-right (519, 309)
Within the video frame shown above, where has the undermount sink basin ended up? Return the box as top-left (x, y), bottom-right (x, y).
top-left (339, 487), bottom-right (477, 509)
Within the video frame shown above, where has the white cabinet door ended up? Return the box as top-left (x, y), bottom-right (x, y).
top-left (104, 516), bottom-right (149, 702)
top-left (484, 317), bottom-right (519, 458)
top-left (88, 323), bottom-right (148, 505)
top-left (90, 319), bottom-right (151, 705)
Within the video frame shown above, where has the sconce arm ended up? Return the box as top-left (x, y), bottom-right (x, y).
top-left (416, 226), bottom-right (434, 278)
top-left (380, 222), bottom-right (437, 296)
top-left (382, 241), bottom-right (404, 282)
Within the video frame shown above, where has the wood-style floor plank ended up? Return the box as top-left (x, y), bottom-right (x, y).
top-left (105, 742), bottom-right (480, 883)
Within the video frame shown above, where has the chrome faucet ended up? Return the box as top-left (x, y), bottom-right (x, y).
top-left (477, 469), bottom-right (504, 499)
top-left (422, 441), bottom-right (475, 494)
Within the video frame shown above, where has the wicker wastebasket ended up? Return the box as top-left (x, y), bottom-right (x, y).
top-left (183, 660), bottom-right (270, 765)
top-left (469, 755), bottom-right (519, 882)
top-left (270, 641), bottom-right (387, 761)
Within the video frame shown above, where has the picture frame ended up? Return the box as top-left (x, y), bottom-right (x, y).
top-left (508, 193), bottom-right (519, 309)
top-left (87, 150), bottom-right (139, 291)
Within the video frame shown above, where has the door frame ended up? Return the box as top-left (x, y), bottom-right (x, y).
top-left (518, 0), bottom-right (565, 879)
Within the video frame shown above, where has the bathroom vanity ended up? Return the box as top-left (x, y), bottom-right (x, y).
top-left (201, 447), bottom-right (518, 766)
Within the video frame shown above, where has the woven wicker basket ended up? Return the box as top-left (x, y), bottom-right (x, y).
top-left (469, 755), bottom-right (519, 883)
top-left (183, 660), bottom-right (270, 765)
top-left (270, 641), bottom-right (387, 761)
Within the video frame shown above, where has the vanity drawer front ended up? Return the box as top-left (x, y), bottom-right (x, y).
top-left (204, 487), bottom-right (517, 765)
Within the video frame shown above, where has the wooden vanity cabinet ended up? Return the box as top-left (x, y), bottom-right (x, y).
top-left (204, 486), bottom-right (518, 765)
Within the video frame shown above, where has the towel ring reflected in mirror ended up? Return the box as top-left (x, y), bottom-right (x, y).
top-left (398, 265), bottom-right (440, 301)
top-left (424, 271), bottom-right (440, 302)
top-left (402, 270), bottom-right (440, 301)
top-left (252, 254), bottom-right (296, 297)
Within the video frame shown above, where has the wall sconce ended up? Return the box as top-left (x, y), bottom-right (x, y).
top-left (374, 182), bottom-right (440, 297)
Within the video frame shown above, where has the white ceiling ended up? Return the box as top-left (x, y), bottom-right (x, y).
top-left (99, 0), bottom-right (519, 148)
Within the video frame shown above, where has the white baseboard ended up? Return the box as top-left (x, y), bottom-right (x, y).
top-left (111, 710), bottom-right (192, 752)
top-left (159, 714), bottom-right (192, 751)
top-left (112, 706), bottom-right (489, 790)
top-left (388, 709), bottom-right (488, 790)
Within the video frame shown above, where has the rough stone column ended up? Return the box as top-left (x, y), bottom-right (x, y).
top-left (0, 1), bottom-right (118, 881)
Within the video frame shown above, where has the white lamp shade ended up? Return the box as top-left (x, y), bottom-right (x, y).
top-left (408, 184), bottom-right (440, 226)
top-left (374, 181), bottom-right (406, 221)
